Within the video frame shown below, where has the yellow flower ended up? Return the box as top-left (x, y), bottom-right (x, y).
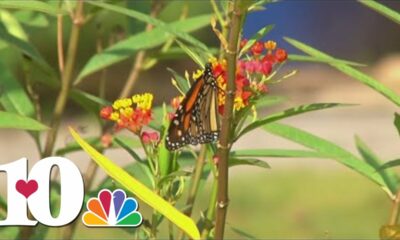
top-left (112, 98), bottom-right (132, 110)
top-left (234, 97), bottom-right (245, 111)
top-left (192, 69), bottom-right (204, 80)
top-left (110, 112), bottom-right (120, 121)
top-left (264, 40), bottom-right (277, 51)
top-left (132, 93), bottom-right (153, 111)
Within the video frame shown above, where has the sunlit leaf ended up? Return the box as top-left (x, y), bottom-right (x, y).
top-left (237, 103), bottom-right (353, 140)
top-left (77, 14), bottom-right (211, 82)
top-left (289, 54), bottom-right (365, 67)
top-left (0, 1), bottom-right (64, 16)
top-left (14, 11), bottom-right (49, 27)
top-left (359, 0), bottom-right (400, 25)
top-left (0, 111), bottom-right (48, 131)
top-left (355, 136), bottom-right (398, 194)
top-left (285, 37), bottom-right (400, 107)
top-left (69, 128), bottom-right (200, 239)
top-left (263, 122), bottom-right (392, 197)
top-left (88, 2), bottom-right (208, 50)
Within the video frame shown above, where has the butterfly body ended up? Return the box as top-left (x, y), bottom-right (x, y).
top-left (166, 63), bottom-right (220, 151)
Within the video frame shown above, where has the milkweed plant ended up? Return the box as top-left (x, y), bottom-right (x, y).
top-left (1, 0), bottom-right (400, 239)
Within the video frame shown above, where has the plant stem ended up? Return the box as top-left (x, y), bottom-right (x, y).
top-left (176, 145), bottom-right (207, 240)
top-left (201, 178), bottom-right (218, 239)
top-left (215, 0), bottom-right (247, 239)
top-left (120, 0), bottom-right (165, 98)
top-left (43, 0), bottom-right (84, 158)
top-left (389, 190), bottom-right (400, 225)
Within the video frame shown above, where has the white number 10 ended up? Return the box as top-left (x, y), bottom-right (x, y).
top-left (0, 157), bottom-right (84, 226)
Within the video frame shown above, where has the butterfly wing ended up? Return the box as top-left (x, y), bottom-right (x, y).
top-left (166, 67), bottom-right (220, 150)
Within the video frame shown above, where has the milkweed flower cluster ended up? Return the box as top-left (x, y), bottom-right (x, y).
top-left (212, 40), bottom-right (287, 113)
top-left (100, 93), bottom-right (154, 134)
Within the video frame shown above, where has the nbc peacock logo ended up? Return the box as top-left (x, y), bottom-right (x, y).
top-left (82, 189), bottom-right (143, 227)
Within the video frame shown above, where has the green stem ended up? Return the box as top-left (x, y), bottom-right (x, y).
top-left (177, 145), bottom-right (207, 240)
top-left (389, 190), bottom-right (400, 225)
top-left (201, 179), bottom-right (218, 239)
top-left (43, 0), bottom-right (85, 157)
top-left (215, 0), bottom-right (247, 239)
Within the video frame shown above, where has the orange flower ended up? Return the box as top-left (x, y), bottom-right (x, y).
top-left (100, 93), bottom-right (153, 134)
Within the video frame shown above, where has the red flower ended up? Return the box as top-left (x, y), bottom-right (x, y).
top-left (100, 106), bottom-right (113, 119)
top-left (275, 48), bottom-right (288, 62)
top-left (251, 41), bottom-right (264, 56)
top-left (262, 53), bottom-right (276, 64)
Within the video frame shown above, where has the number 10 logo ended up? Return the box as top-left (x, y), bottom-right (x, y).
top-left (0, 157), bottom-right (84, 226)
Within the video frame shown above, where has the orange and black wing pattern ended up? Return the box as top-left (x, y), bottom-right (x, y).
top-left (165, 63), bottom-right (220, 151)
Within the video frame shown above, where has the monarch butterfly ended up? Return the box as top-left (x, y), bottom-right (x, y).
top-left (165, 63), bottom-right (220, 150)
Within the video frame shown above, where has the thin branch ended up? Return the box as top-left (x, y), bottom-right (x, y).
top-left (120, 0), bottom-right (165, 98)
top-left (57, 1), bottom-right (65, 74)
top-left (43, 0), bottom-right (85, 158)
top-left (215, 0), bottom-right (248, 239)
top-left (389, 189), bottom-right (400, 225)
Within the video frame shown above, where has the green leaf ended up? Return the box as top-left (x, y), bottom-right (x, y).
top-left (394, 113), bottom-right (400, 137)
top-left (255, 95), bottom-right (286, 109)
top-left (358, 0), bottom-right (400, 25)
top-left (230, 225), bottom-right (257, 239)
top-left (263, 122), bottom-right (392, 196)
top-left (354, 136), bottom-right (398, 194)
top-left (56, 135), bottom-right (141, 156)
top-left (0, 111), bottom-right (48, 131)
top-left (76, 14), bottom-right (211, 82)
top-left (114, 136), bottom-right (144, 164)
top-left (0, 1), bottom-right (64, 16)
top-left (231, 149), bottom-right (328, 158)
top-left (14, 11), bottom-right (49, 28)
top-left (285, 37), bottom-right (400, 107)
top-left (239, 24), bottom-right (274, 56)
top-left (88, 2), bottom-right (208, 50)
top-left (167, 67), bottom-right (191, 93)
top-left (0, 10), bottom-right (28, 41)
top-left (237, 103), bottom-right (353, 140)
top-left (229, 157), bottom-right (270, 169)
top-left (69, 128), bottom-right (200, 239)
top-left (69, 89), bottom-right (110, 115)
top-left (288, 54), bottom-right (365, 67)
top-left (0, 60), bottom-right (35, 117)
top-left (0, 23), bottom-right (51, 72)
top-left (175, 39), bottom-right (205, 67)
top-left (378, 159), bottom-right (400, 171)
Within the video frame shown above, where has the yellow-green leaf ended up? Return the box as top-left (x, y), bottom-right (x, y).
top-left (69, 127), bottom-right (200, 239)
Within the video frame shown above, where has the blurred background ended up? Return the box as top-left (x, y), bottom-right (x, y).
top-left (1, 0), bottom-right (400, 238)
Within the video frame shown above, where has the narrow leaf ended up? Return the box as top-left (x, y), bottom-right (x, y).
top-left (355, 136), bottom-right (398, 194)
top-left (69, 128), bottom-right (200, 239)
top-left (0, 60), bottom-right (35, 117)
top-left (77, 14), bottom-right (211, 82)
top-left (263, 122), bottom-right (391, 196)
top-left (394, 113), bottom-right (400, 137)
top-left (358, 0), bottom-right (400, 25)
top-left (240, 24), bottom-right (274, 56)
top-left (289, 54), bottom-right (365, 67)
top-left (379, 159), bottom-right (400, 171)
top-left (88, 2), bottom-right (208, 50)
top-left (229, 158), bottom-right (270, 169)
top-left (285, 37), bottom-right (400, 107)
top-left (0, 1), bottom-right (64, 16)
top-left (231, 149), bottom-right (328, 158)
top-left (0, 111), bottom-right (48, 131)
top-left (175, 40), bottom-right (205, 67)
top-left (237, 103), bottom-right (352, 139)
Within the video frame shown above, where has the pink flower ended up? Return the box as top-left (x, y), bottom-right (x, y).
top-left (141, 131), bottom-right (159, 144)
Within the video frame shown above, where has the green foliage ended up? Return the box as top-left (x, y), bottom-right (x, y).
top-left (0, 111), bottom-right (48, 131)
top-left (285, 37), bottom-right (400, 107)
top-left (0, 1), bottom-right (64, 16)
top-left (359, 0), bottom-right (400, 25)
top-left (239, 24), bottom-right (274, 56)
top-left (263, 122), bottom-right (393, 196)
